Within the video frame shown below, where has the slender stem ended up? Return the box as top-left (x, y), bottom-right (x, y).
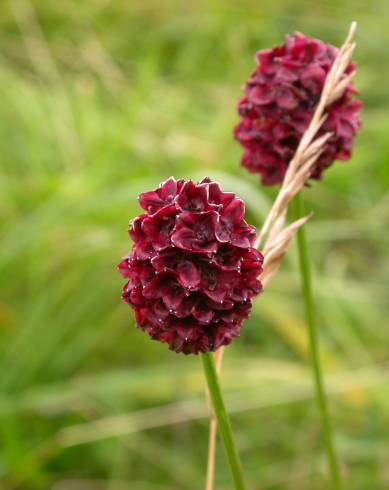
top-left (291, 193), bottom-right (341, 490)
top-left (205, 406), bottom-right (218, 490)
top-left (205, 348), bottom-right (224, 490)
top-left (201, 352), bottom-right (246, 490)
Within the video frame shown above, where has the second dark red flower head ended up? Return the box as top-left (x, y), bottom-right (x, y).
top-left (234, 33), bottom-right (361, 185)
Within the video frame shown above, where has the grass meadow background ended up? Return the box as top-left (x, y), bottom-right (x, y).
top-left (1, 0), bottom-right (389, 489)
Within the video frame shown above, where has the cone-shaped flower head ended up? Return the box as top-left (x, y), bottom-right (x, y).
top-left (234, 33), bottom-right (362, 185)
top-left (118, 177), bottom-right (263, 354)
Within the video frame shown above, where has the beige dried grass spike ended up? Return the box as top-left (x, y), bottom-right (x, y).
top-left (255, 21), bottom-right (357, 249)
top-left (261, 214), bottom-right (310, 287)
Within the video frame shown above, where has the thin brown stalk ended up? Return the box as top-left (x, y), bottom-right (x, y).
top-left (205, 21), bottom-right (357, 490)
top-left (205, 348), bottom-right (224, 490)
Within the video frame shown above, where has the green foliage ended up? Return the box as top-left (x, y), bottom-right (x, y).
top-left (0, 1), bottom-right (388, 488)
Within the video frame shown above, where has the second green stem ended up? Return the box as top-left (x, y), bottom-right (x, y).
top-left (291, 193), bottom-right (341, 490)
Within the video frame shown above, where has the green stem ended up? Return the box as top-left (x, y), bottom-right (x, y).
top-left (201, 352), bottom-right (246, 490)
top-left (291, 193), bottom-right (341, 490)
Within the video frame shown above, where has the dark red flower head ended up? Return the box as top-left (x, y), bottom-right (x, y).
top-left (118, 177), bottom-right (263, 354)
top-left (234, 33), bottom-right (362, 185)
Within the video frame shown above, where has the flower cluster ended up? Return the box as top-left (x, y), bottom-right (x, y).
top-left (118, 177), bottom-right (263, 354)
top-left (234, 33), bottom-right (362, 185)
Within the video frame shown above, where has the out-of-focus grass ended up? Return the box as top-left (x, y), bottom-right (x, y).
top-left (0, 0), bottom-right (388, 489)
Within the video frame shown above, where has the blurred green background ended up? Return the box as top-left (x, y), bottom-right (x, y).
top-left (0, 0), bottom-right (388, 489)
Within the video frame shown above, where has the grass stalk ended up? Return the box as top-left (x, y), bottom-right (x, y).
top-left (291, 193), bottom-right (341, 489)
top-left (205, 348), bottom-right (224, 490)
top-left (201, 352), bottom-right (246, 490)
